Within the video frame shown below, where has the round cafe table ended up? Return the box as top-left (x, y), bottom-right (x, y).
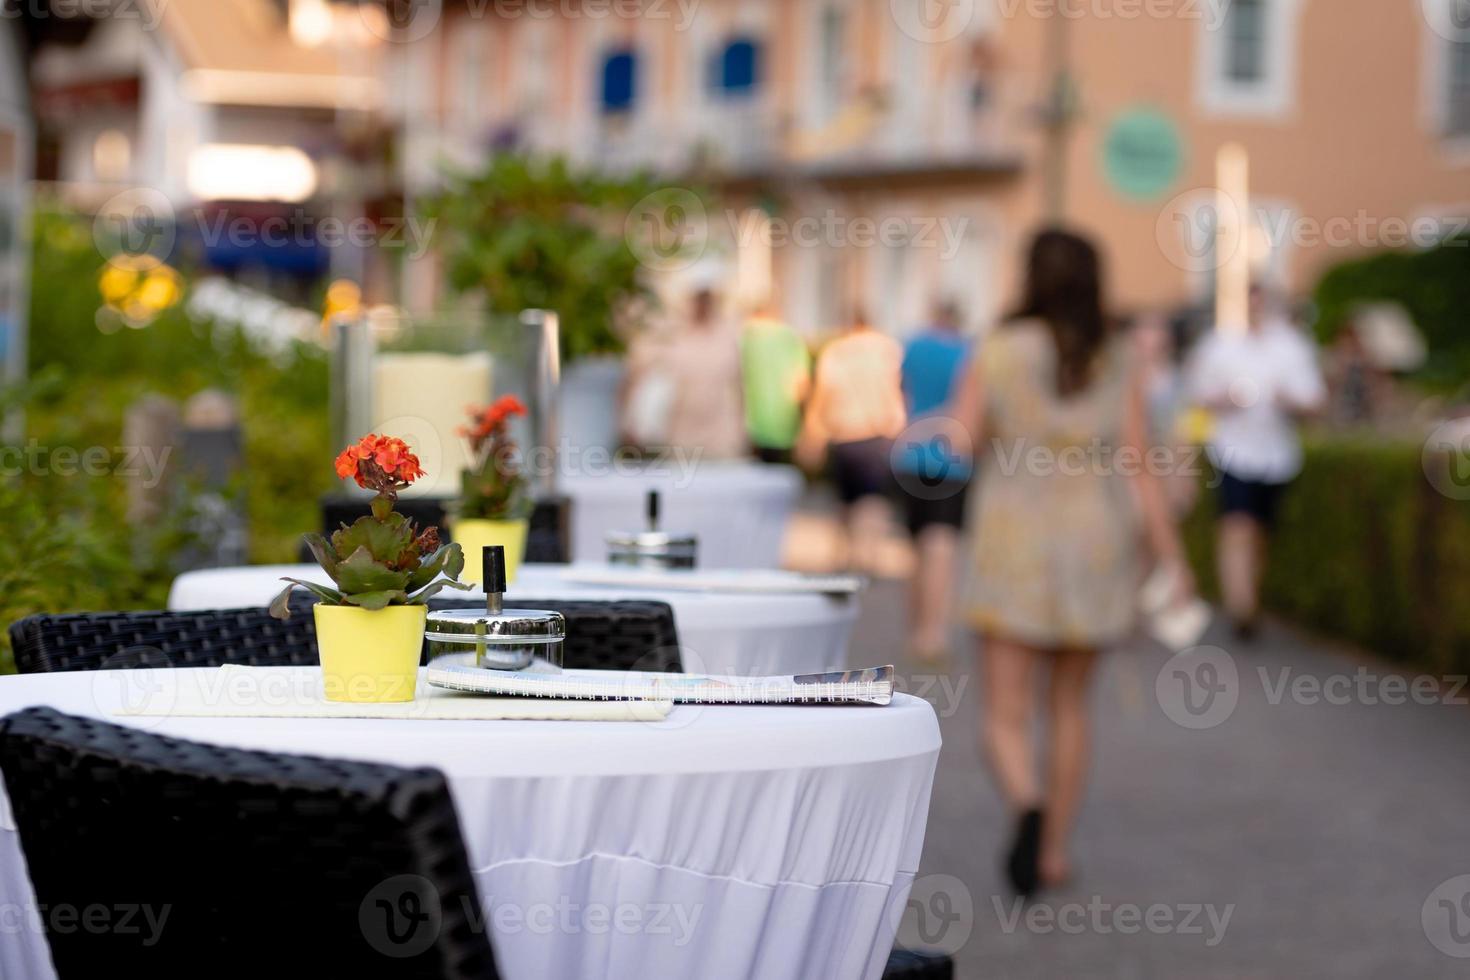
top-left (0, 668), bottom-right (940, 980)
top-left (560, 461), bottom-right (803, 568)
top-left (167, 562), bottom-right (859, 677)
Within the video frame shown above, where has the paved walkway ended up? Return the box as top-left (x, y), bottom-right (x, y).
top-left (852, 578), bottom-right (1470, 979)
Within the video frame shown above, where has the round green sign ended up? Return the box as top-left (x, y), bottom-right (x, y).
top-left (1102, 107), bottom-right (1184, 202)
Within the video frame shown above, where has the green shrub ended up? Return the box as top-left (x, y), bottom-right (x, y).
top-left (1185, 439), bottom-right (1470, 675)
top-left (424, 155), bottom-right (706, 361)
top-left (1313, 233), bottom-right (1470, 388)
top-left (0, 204), bottom-right (334, 672)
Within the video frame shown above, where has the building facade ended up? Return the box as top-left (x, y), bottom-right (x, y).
top-left (0, 9), bottom-right (32, 409)
top-left (26, 0), bottom-right (389, 293)
top-left (396, 0), bottom-right (1470, 333)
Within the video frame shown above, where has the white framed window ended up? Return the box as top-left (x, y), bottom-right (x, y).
top-left (1448, 39), bottom-right (1470, 137)
top-left (1196, 0), bottom-right (1302, 119)
top-left (812, 2), bottom-right (850, 128)
top-left (1419, 3), bottom-right (1470, 157)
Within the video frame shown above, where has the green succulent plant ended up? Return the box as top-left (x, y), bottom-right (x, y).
top-left (269, 434), bottom-right (472, 617)
top-left (269, 516), bottom-right (471, 616)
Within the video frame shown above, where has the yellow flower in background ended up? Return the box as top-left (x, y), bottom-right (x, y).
top-left (1177, 406), bottom-right (1215, 445)
top-left (97, 255), bottom-right (183, 329)
top-left (322, 278), bottom-right (362, 331)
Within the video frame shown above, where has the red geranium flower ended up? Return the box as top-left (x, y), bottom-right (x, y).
top-left (458, 396), bottom-right (528, 451)
top-left (335, 434), bottom-right (424, 497)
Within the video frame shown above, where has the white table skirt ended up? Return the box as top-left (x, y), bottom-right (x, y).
top-left (0, 669), bottom-right (940, 980)
top-left (167, 563), bottom-right (859, 677)
top-left (560, 461), bottom-right (803, 569)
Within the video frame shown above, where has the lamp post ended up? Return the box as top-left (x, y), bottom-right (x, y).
top-left (1039, 11), bottom-right (1078, 222)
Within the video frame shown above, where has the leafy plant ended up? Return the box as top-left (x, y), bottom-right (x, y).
top-left (1183, 438), bottom-right (1470, 675)
top-left (423, 155), bottom-right (705, 361)
top-left (456, 395), bottom-right (531, 520)
top-left (1313, 232), bottom-right (1470, 388)
top-left (270, 435), bottom-right (471, 615)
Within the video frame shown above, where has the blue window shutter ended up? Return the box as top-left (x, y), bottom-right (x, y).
top-left (719, 38), bottom-right (760, 95)
top-left (601, 49), bottom-right (637, 113)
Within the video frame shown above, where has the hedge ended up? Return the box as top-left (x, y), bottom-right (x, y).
top-left (1313, 233), bottom-right (1470, 388)
top-left (1184, 438), bottom-right (1470, 677)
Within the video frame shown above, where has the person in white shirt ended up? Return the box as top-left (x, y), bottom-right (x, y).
top-left (1187, 286), bottom-right (1326, 638)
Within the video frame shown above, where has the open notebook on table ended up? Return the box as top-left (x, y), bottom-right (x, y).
top-left (427, 664), bottom-right (896, 706)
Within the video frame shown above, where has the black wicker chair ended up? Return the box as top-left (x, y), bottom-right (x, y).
top-left (7, 600), bottom-right (322, 674)
top-left (883, 948), bottom-right (954, 979)
top-left (0, 706), bottom-right (499, 978)
top-left (10, 596), bottom-right (682, 675)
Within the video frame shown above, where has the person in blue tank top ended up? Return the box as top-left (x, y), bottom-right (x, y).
top-left (894, 301), bottom-right (975, 662)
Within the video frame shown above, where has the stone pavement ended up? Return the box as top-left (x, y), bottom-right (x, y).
top-left (852, 577), bottom-right (1470, 979)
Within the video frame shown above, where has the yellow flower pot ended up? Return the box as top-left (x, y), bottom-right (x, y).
top-left (454, 518), bottom-right (529, 584)
top-left (314, 604), bottom-right (427, 703)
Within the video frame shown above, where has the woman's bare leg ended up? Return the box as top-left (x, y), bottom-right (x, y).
top-left (1218, 513), bottom-right (1263, 625)
top-left (1041, 646), bottom-right (1099, 886)
top-left (910, 524), bottom-right (959, 658)
top-left (979, 636), bottom-right (1042, 810)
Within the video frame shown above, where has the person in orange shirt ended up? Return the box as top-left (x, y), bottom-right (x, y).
top-left (798, 311), bottom-right (907, 572)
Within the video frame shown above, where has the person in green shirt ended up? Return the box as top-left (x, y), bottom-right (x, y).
top-left (740, 308), bottom-right (811, 464)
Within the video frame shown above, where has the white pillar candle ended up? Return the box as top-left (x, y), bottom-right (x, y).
top-left (373, 351), bottom-right (494, 497)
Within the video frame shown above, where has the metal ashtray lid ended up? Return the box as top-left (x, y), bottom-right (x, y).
top-left (607, 489), bottom-right (698, 556)
top-left (606, 530), bottom-right (697, 552)
top-left (426, 607), bottom-right (565, 644)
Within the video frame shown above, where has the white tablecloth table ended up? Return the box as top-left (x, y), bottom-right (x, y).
top-left (168, 563), bottom-right (859, 677)
top-left (0, 669), bottom-right (940, 980)
top-left (560, 461), bottom-right (803, 568)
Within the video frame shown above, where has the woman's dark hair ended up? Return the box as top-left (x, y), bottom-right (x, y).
top-left (1009, 228), bottom-right (1109, 398)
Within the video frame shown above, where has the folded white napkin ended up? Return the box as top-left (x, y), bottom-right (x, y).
top-left (112, 665), bottom-right (672, 722)
top-left (561, 564), bottom-right (864, 595)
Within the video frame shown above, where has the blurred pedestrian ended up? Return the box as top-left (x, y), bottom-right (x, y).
top-left (798, 309), bottom-right (906, 573)
top-left (1186, 285), bottom-right (1326, 639)
top-left (895, 301), bottom-right (974, 662)
top-left (622, 287), bottom-right (747, 460)
top-left (740, 304), bottom-right (811, 464)
top-left (952, 229), bottom-right (1195, 897)
top-left (1132, 310), bottom-right (1199, 517)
